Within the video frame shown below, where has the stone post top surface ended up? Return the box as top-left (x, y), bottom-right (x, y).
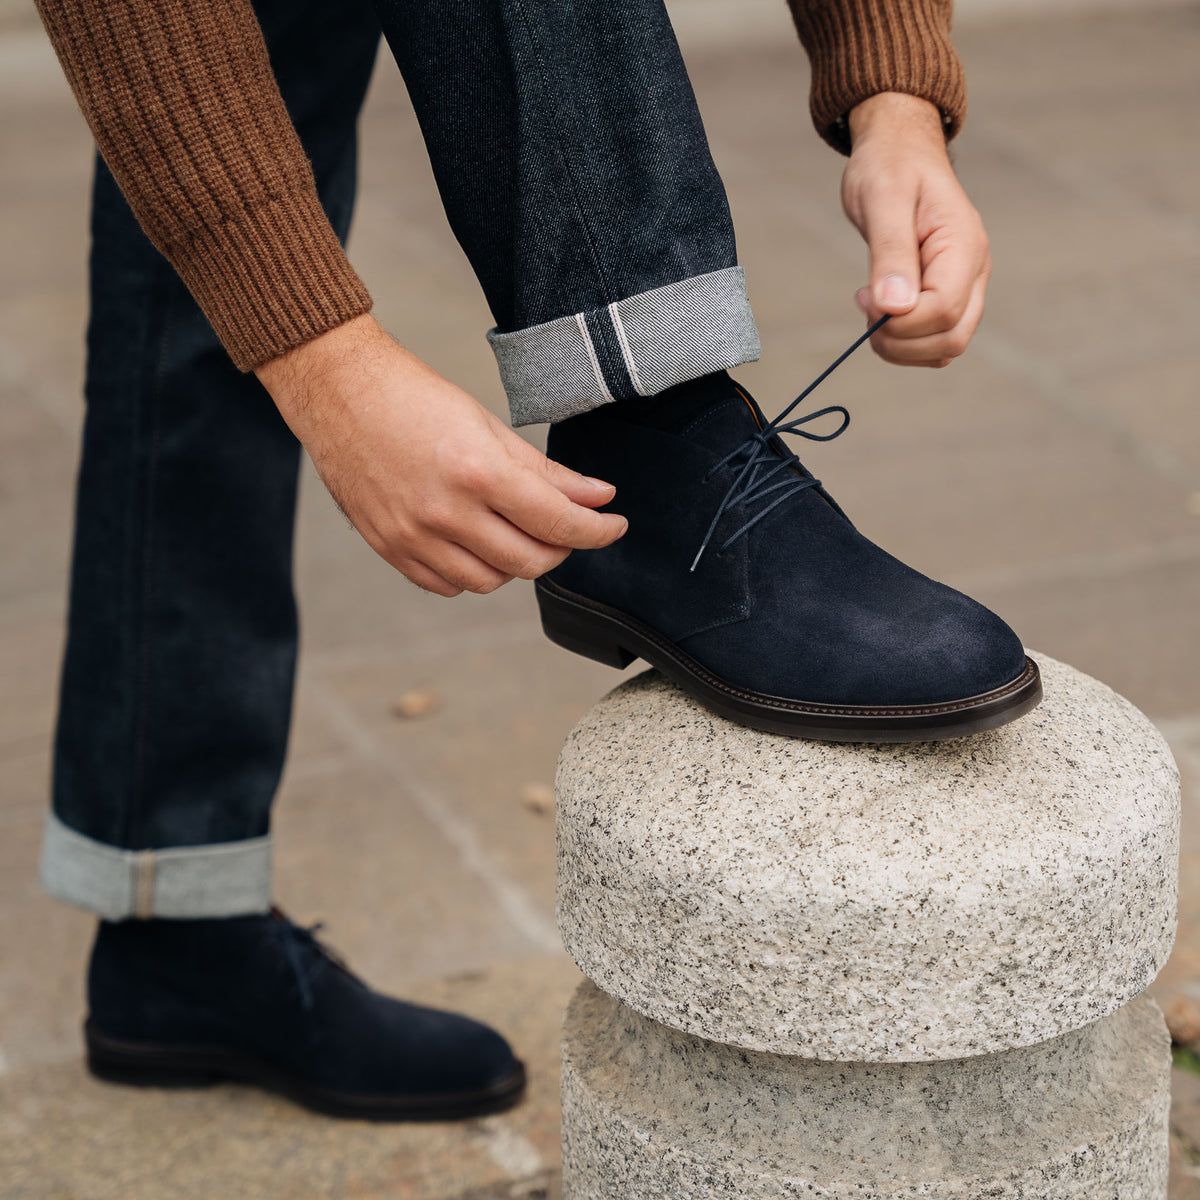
top-left (556, 652), bottom-right (1180, 1060)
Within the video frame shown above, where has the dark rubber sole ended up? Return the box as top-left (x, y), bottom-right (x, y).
top-left (536, 577), bottom-right (1042, 742)
top-left (85, 1020), bottom-right (527, 1122)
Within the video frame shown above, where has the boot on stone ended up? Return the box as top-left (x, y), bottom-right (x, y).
top-left (541, 367), bottom-right (1040, 742)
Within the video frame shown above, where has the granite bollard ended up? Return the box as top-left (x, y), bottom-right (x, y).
top-left (555, 653), bottom-right (1180, 1198)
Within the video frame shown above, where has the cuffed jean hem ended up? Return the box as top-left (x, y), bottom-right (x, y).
top-left (489, 266), bottom-right (760, 426)
top-left (40, 812), bottom-right (273, 920)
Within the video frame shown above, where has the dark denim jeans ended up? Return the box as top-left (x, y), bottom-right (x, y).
top-left (43, 0), bottom-right (757, 918)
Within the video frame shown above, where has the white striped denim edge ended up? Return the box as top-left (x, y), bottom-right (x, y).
top-left (489, 266), bottom-right (760, 426)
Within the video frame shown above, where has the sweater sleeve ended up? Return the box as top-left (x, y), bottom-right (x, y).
top-left (36, 0), bottom-right (372, 371)
top-left (786, 0), bottom-right (967, 154)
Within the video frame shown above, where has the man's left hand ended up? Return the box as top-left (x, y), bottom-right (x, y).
top-left (841, 92), bottom-right (990, 368)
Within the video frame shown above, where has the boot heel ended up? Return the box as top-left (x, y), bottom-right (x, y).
top-left (85, 1023), bottom-right (229, 1088)
top-left (537, 586), bottom-right (637, 670)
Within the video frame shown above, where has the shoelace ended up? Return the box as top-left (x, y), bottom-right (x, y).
top-left (690, 314), bottom-right (890, 572)
top-left (274, 909), bottom-right (352, 1012)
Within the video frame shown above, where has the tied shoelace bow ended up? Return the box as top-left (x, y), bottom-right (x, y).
top-left (690, 313), bottom-right (890, 573)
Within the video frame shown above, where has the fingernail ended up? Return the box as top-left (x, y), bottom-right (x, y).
top-left (877, 274), bottom-right (916, 307)
top-left (584, 475), bottom-right (616, 492)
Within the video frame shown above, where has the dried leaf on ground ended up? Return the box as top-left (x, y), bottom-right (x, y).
top-left (391, 689), bottom-right (441, 719)
top-left (521, 783), bottom-right (554, 815)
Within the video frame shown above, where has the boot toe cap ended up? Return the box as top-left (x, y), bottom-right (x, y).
top-left (685, 582), bottom-right (1029, 709)
top-left (374, 1003), bottom-right (524, 1097)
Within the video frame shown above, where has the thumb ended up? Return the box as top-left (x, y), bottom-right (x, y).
top-left (864, 201), bottom-right (922, 316)
top-left (509, 436), bottom-right (617, 507)
top-left (541, 457), bottom-right (617, 508)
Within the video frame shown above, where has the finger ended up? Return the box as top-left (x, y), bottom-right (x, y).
top-left (859, 184), bottom-right (922, 316)
top-left (419, 540), bottom-right (516, 595)
top-left (871, 296), bottom-right (981, 366)
top-left (888, 240), bottom-right (988, 340)
top-left (858, 249), bottom-right (985, 341)
top-left (541, 460), bottom-right (616, 508)
top-left (871, 276), bottom-right (987, 367)
top-left (505, 437), bottom-right (617, 507)
top-left (353, 522), bottom-right (467, 595)
top-left (488, 468), bottom-right (628, 549)
top-left (457, 512), bottom-right (572, 580)
top-left (396, 557), bottom-right (465, 598)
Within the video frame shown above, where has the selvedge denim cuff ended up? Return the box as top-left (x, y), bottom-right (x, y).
top-left (40, 812), bottom-right (272, 920)
top-left (489, 267), bottom-right (760, 426)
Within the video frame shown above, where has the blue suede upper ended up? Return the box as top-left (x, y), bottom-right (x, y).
top-left (546, 375), bottom-right (1027, 707)
top-left (88, 914), bottom-right (519, 1097)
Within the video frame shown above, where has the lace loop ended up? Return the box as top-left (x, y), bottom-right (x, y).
top-left (689, 315), bottom-right (889, 573)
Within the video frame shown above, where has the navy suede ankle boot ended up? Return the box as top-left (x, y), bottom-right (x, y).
top-left (541, 369), bottom-right (1041, 741)
top-left (85, 910), bottom-right (525, 1119)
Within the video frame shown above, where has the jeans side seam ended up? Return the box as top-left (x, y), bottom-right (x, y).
top-left (125, 275), bottom-right (176, 850)
top-left (575, 313), bottom-right (614, 403)
top-left (510, 0), bottom-right (615, 303)
top-left (608, 302), bottom-right (648, 396)
top-left (134, 850), bottom-right (155, 919)
top-left (583, 309), bottom-right (637, 401)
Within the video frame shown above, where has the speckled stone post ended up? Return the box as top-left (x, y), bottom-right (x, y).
top-left (556, 653), bottom-right (1179, 1198)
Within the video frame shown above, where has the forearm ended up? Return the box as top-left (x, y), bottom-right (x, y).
top-left (785, 0), bottom-right (966, 153)
top-left (37, 0), bottom-right (371, 370)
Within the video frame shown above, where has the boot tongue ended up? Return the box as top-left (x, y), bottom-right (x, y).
top-left (678, 383), bottom-right (833, 507)
top-left (607, 371), bottom-right (767, 453)
top-left (592, 371), bottom-right (778, 458)
top-left (674, 387), bottom-right (772, 458)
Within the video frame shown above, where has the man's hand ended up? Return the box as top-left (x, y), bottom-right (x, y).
top-left (841, 92), bottom-right (990, 368)
top-left (257, 315), bottom-right (626, 597)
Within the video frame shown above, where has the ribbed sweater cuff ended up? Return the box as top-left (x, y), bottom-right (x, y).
top-left (169, 188), bottom-right (373, 372)
top-left (788, 0), bottom-right (966, 155)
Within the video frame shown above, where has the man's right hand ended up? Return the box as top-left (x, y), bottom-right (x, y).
top-left (256, 314), bottom-right (627, 597)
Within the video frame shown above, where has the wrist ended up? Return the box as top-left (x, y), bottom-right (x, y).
top-left (255, 312), bottom-right (388, 404)
top-left (847, 93), bottom-right (947, 154)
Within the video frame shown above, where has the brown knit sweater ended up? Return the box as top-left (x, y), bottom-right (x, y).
top-left (36, 1), bottom-right (965, 372)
